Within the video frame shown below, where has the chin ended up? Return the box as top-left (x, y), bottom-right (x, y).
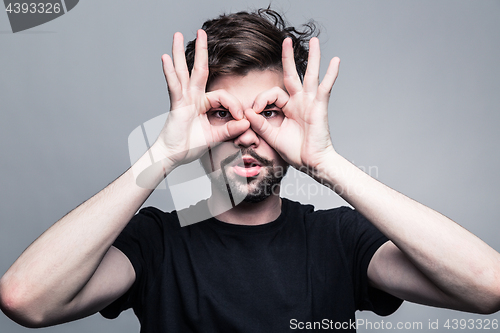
top-left (234, 173), bottom-right (283, 204)
top-left (242, 193), bottom-right (272, 203)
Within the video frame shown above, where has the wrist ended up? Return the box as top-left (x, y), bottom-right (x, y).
top-left (295, 145), bottom-right (337, 178)
top-left (149, 141), bottom-right (178, 171)
top-left (312, 152), bottom-right (375, 197)
top-left (130, 143), bottom-right (176, 189)
top-left (305, 150), bottom-right (342, 185)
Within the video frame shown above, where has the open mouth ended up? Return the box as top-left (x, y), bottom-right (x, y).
top-left (232, 156), bottom-right (262, 177)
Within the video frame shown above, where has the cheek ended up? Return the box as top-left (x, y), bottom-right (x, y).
top-left (200, 152), bottom-right (213, 173)
top-left (259, 140), bottom-right (285, 163)
top-left (274, 157), bottom-right (289, 175)
top-left (274, 163), bottom-right (289, 179)
top-left (202, 142), bottom-right (238, 172)
top-left (265, 145), bottom-right (289, 172)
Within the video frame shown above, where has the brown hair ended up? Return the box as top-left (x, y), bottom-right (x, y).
top-left (185, 8), bottom-right (318, 88)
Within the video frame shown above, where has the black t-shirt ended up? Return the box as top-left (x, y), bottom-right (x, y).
top-left (100, 198), bottom-right (402, 332)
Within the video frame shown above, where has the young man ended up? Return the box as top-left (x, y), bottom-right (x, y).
top-left (1, 9), bottom-right (499, 332)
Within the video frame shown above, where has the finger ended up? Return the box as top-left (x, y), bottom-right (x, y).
top-left (162, 54), bottom-right (183, 107)
top-left (172, 32), bottom-right (190, 88)
top-left (282, 38), bottom-right (303, 96)
top-left (252, 86), bottom-right (289, 114)
top-left (303, 37), bottom-right (320, 94)
top-left (316, 57), bottom-right (340, 104)
top-left (211, 118), bottom-right (250, 143)
top-left (244, 108), bottom-right (279, 147)
top-left (190, 29), bottom-right (209, 92)
top-left (205, 89), bottom-right (244, 120)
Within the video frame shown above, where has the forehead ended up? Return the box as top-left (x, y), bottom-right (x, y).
top-left (208, 70), bottom-right (285, 107)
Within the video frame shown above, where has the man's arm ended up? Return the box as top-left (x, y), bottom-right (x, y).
top-left (246, 36), bottom-right (500, 313)
top-left (324, 153), bottom-right (500, 314)
top-left (0, 147), bottom-right (165, 327)
top-left (0, 30), bottom-right (249, 328)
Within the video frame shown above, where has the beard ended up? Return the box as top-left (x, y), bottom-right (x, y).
top-left (206, 148), bottom-right (288, 204)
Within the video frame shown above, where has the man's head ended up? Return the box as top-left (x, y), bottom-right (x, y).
top-left (185, 8), bottom-right (317, 89)
top-left (191, 9), bottom-right (317, 203)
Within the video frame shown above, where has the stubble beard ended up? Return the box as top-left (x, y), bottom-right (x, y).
top-left (207, 148), bottom-right (287, 204)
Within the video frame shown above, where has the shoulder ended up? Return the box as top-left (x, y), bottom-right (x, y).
top-left (127, 199), bottom-right (214, 236)
top-left (131, 206), bottom-right (180, 227)
top-left (120, 206), bottom-right (185, 242)
top-left (282, 197), bottom-right (357, 226)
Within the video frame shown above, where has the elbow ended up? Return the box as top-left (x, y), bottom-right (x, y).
top-left (472, 268), bottom-right (500, 315)
top-left (481, 284), bottom-right (500, 315)
top-left (0, 276), bottom-right (48, 328)
top-left (483, 266), bottom-right (500, 314)
top-left (474, 295), bottom-right (500, 315)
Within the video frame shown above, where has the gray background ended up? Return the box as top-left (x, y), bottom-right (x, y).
top-left (1, 0), bottom-right (499, 332)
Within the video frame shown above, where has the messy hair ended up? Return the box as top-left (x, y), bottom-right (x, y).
top-left (185, 8), bottom-right (318, 88)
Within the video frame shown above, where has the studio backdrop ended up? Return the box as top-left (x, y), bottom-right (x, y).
top-left (1, 1), bottom-right (499, 332)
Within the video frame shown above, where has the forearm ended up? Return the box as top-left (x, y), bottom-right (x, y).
top-left (317, 152), bottom-right (500, 310)
top-left (0, 143), bottom-right (171, 320)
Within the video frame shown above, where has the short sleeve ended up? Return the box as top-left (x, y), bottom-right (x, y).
top-left (100, 207), bottom-right (167, 319)
top-left (338, 207), bottom-right (403, 316)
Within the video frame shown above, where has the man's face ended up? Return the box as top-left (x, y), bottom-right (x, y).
top-left (201, 69), bottom-right (289, 203)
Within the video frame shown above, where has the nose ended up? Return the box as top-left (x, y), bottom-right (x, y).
top-left (233, 126), bottom-right (260, 148)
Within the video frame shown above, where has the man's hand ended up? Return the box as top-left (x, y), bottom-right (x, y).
top-left (154, 29), bottom-right (249, 169)
top-left (245, 37), bottom-right (340, 174)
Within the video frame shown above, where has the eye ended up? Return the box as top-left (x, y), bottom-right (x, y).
top-left (207, 108), bottom-right (234, 125)
top-left (259, 104), bottom-right (285, 126)
top-left (215, 110), bottom-right (230, 118)
top-left (210, 109), bottom-right (233, 119)
top-left (261, 110), bottom-right (276, 118)
top-left (260, 104), bottom-right (282, 118)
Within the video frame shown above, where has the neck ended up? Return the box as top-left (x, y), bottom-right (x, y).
top-left (207, 192), bottom-right (282, 226)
